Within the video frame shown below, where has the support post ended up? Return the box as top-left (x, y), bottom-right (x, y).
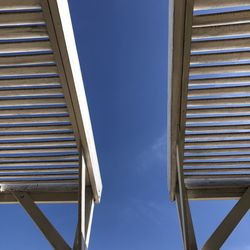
top-left (74, 155), bottom-right (87, 250)
top-left (176, 146), bottom-right (197, 250)
top-left (85, 187), bottom-right (95, 247)
top-left (12, 192), bottom-right (71, 250)
top-left (74, 186), bottom-right (94, 250)
top-left (202, 187), bottom-right (250, 250)
top-left (81, 156), bottom-right (86, 249)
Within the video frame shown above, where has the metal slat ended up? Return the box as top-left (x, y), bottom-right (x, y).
top-left (0, 88), bottom-right (63, 99)
top-left (0, 179), bottom-right (78, 184)
top-left (0, 134), bottom-right (75, 143)
top-left (193, 0), bottom-right (250, 11)
top-left (0, 0), bottom-right (41, 12)
top-left (0, 173), bottom-right (78, 179)
top-left (185, 174), bottom-right (250, 179)
top-left (184, 155), bottom-right (250, 163)
top-left (186, 117), bottom-right (250, 127)
top-left (0, 141), bottom-right (77, 150)
top-left (0, 167), bottom-right (78, 174)
top-left (0, 66), bottom-right (57, 78)
top-left (0, 41), bottom-right (52, 55)
top-left (0, 78), bottom-right (61, 90)
top-left (184, 167), bottom-right (250, 173)
top-left (191, 38), bottom-right (250, 54)
top-left (0, 108), bottom-right (68, 119)
top-left (186, 153), bottom-right (250, 161)
top-left (184, 162), bottom-right (250, 168)
top-left (187, 97), bottom-right (250, 109)
top-left (0, 162), bottom-right (79, 168)
top-left (0, 54), bottom-right (55, 68)
top-left (185, 134), bottom-right (250, 142)
top-left (0, 117), bottom-right (71, 127)
top-left (189, 77), bottom-right (250, 90)
top-left (186, 125), bottom-right (250, 135)
top-left (0, 149), bottom-right (78, 157)
top-left (190, 52), bottom-right (250, 67)
top-left (185, 179), bottom-right (250, 190)
top-left (193, 10), bottom-right (250, 28)
top-left (185, 148), bottom-right (250, 157)
top-left (187, 107), bottom-right (250, 118)
top-left (189, 65), bottom-right (250, 78)
top-left (0, 98), bottom-right (66, 109)
top-left (185, 141), bottom-right (250, 150)
top-left (0, 126), bottom-right (73, 135)
top-left (0, 156), bottom-right (79, 163)
top-left (188, 86), bottom-right (250, 100)
top-left (0, 12), bottom-right (45, 27)
top-left (0, 26), bottom-right (47, 41)
top-left (192, 23), bottom-right (250, 41)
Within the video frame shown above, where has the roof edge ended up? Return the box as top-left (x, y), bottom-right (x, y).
top-left (167, 0), bottom-right (193, 201)
top-left (45, 0), bottom-right (102, 202)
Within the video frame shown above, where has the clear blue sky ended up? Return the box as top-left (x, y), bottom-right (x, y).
top-left (0, 1), bottom-right (249, 249)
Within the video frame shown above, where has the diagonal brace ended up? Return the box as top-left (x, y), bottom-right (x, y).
top-left (12, 192), bottom-right (71, 250)
top-left (202, 187), bottom-right (250, 250)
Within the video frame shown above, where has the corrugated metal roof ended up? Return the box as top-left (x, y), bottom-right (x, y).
top-left (0, 0), bottom-right (102, 202)
top-left (168, 0), bottom-right (250, 200)
top-left (0, 1), bottom-right (79, 192)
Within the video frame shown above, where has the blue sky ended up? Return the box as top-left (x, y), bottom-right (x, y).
top-left (0, 1), bottom-right (249, 249)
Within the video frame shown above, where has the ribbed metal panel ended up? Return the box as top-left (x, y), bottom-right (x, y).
top-left (183, 1), bottom-right (250, 191)
top-left (194, 0), bottom-right (250, 12)
top-left (193, 10), bottom-right (250, 28)
top-left (0, 1), bottom-right (79, 187)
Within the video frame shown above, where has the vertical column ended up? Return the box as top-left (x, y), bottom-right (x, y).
top-left (74, 154), bottom-right (87, 250)
top-left (176, 145), bottom-right (197, 250)
top-left (81, 156), bottom-right (86, 249)
top-left (85, 187), bottom-right (95, 247)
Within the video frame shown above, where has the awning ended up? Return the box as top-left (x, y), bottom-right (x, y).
top-left (168, 1), bottom-right (250, 249)
top-left (0, 0), bottom-right (102, 203)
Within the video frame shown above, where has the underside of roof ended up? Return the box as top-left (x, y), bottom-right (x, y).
top-left (0, 0), bottom-right (102, 203)
top-left (168, 0), bottom-right (250, 201)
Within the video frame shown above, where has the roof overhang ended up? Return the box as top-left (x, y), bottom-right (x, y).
top-left (0, 0), bottom-right (102, 203)
top-left (168, 0), bottom-right (250, 201)
top-left (168, 0), bottom-right (193, 201)
top-left (43, 0), bottom-right (102, 203)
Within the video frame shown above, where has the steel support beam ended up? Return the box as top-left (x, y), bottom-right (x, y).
top-left (12, 191), bottom-right (71, 250)
top-left (85, 186), bottom-right (95, 247)
top-left (81, 156), bottom-right (86, 250)
top-left (202, 187), bottom-right (250, 250)
top-left (74, 154), bottom-right (89, 250)
top-left (176, 146), bottom-right (197, 250)
top-left (0, 192), bottom-right (77, 204)
top-left (73, 186), bottom-right (94, 250)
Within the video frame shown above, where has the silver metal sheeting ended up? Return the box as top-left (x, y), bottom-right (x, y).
top-left (0, 0), bottom-right (79, 186)
top-left (184, 1), bottom-right (250, 185)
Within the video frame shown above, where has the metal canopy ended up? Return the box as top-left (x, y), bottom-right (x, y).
top-left (168, 0), bottom-right (250, 249)
top-left (0, 0), bottom-right (102, 249)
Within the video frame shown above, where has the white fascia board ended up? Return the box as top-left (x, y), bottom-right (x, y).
top-left (49, 0), bottom-right (102, 202)
top-left (167, 0), bottom-right (174, 199)
top-left (167, 0), bottom-right (190, 201)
